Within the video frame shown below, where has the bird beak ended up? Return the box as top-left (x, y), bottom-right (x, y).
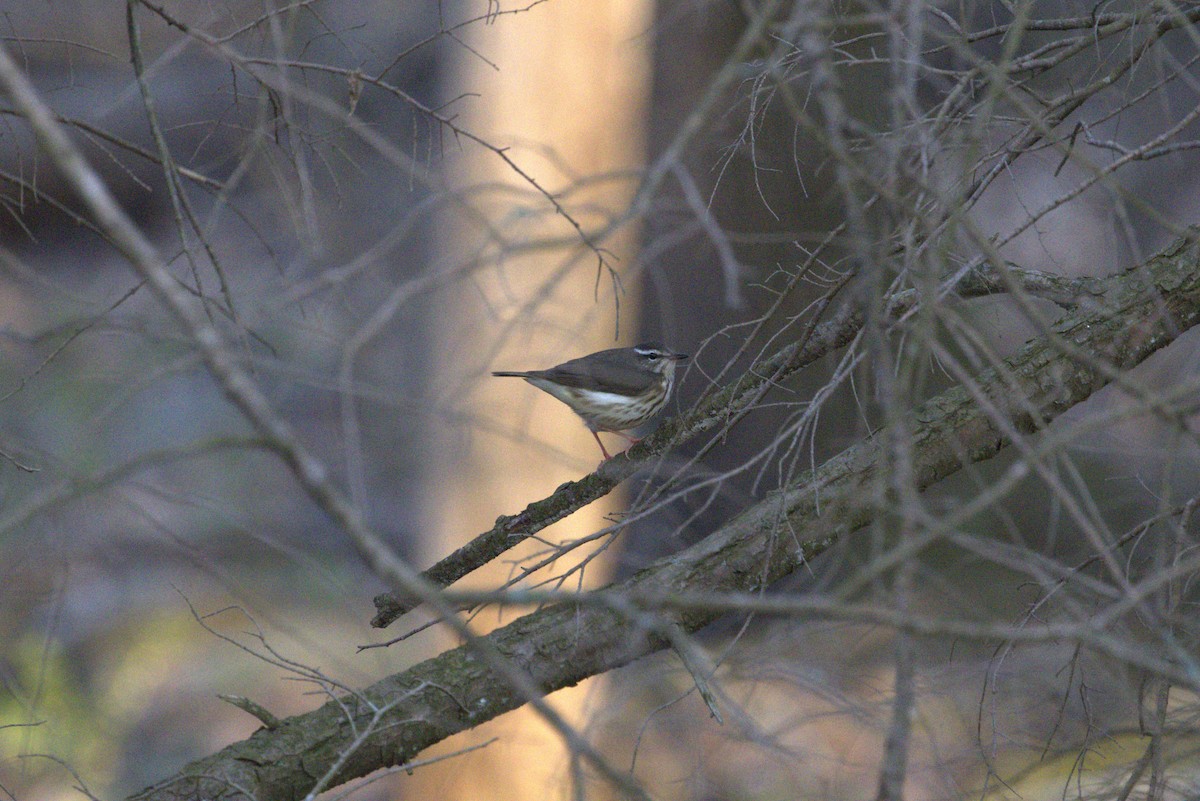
top-left (672, 353), bottom-right (689, 361)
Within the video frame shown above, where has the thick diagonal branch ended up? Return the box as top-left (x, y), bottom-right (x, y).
top-left (371, 261), bottom-right (1105, 627)
top-left (132, 236), bottom-right (1200, 800)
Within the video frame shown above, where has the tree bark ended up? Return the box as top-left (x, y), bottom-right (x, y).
top-left (130, 233), bottom-right (1200, 801)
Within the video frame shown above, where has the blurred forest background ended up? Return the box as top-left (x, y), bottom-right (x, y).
top-left (3, 0), bottom-right (1200, 799)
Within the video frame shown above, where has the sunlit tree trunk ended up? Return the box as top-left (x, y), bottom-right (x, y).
top-left (415, 3), bottom-right (653, 798)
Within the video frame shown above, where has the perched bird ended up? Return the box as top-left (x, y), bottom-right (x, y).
top-left (492, 342), bottom-right (688, 460)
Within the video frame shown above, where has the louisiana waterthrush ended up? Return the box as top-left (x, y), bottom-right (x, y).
top-left (492, 342), bottom-right (688, 459)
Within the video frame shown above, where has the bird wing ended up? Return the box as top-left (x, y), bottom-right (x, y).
top-left (535, 349), bottom-right (658, 395)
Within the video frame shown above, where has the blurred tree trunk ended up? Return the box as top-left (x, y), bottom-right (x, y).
top-left (415, 3), bottom-right (653, 799)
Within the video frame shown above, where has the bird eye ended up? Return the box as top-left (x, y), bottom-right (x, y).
top-left (634, 344), bottom-right (667, 361)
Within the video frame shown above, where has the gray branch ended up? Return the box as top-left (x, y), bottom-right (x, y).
top-left (130, 235), bottom-right (1200, 800)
